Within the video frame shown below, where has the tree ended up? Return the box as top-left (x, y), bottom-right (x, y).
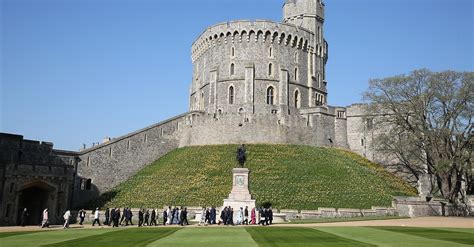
top-left (363, 69), bottom-right (473, 203)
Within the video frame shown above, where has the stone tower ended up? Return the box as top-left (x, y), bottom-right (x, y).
top-left (283, 0), bottom-right (327, 99)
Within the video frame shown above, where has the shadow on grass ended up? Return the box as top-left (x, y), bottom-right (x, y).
top-left (246, 227), bottom-right (375, 247)
top-left (44, 227), bottom-right (180, 247)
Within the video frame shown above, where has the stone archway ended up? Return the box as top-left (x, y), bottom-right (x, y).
top-left (17, 181), bottom-right (56, 226)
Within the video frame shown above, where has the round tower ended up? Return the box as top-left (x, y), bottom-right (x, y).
top-left (283, 0), bottom-right (327, 105)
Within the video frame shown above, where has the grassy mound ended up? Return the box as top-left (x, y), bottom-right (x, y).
top-left (90, 144), bottom-right (416, 210)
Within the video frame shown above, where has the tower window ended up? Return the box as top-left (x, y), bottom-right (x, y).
top-left (266, 86), bottom-right (275, 105)
top-left (294, 67), bottom-right (298, 81)
top-left (294, 52), bottom-right (298, 63)
top-left (268, 63), bottom-right (273, 76)
top-left (337, 111), bottom-right (346, 118)
top-left (231, 47), bottom-right (235, 57)
top-left (269, 47), bottom-right (273, 57)
top-left (294, 90), bottom-right (300, 108)
top-left (228, 86), bottom-right (234, 105)
top-left (230, 63), bottom-right (235, 75)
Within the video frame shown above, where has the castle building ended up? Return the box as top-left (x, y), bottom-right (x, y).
top-left (0, 0), bottom-right (379, 225)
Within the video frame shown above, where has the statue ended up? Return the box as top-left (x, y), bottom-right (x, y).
top-left (236, 144), bottom-right (246, 168)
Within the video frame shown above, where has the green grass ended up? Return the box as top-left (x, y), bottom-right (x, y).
top-left (0, 228), bottom-right (117, 247)
top-left (317, 227), bottom-right (471, 247)
top-left (246, 227), bottom-right (374, 246)
top-left (371, 227), bottom-right (474, 245)
top-left (284, 216), bottom-right (408, 224)
top-left (0, 231), bottom-right (38, 239)
top-left (88, 144), bottom-right (416, 209)
top-left (45, 227), bottom-right (179, 247)
top-left (149, 227), bottom-right (258, 247)
top-left (1, 226), bottom-right (473, 247)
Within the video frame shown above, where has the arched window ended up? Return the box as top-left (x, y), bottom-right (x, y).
top-left (228, 86), bottom-right (234, 104)
top-left (268, 63), bottom-right (273, 76)
top-left (294, 90), bottom-right (300, 108)
top-left (230, 63), bottom-right (235, 75)
top-left (85, 179), bottom-right (92, 191)
top-left (266, 86), bottom-right (275, 105)
top-left (294, 67), bottom-right (298, 81)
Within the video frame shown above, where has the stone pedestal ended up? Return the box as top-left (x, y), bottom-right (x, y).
top-left (222, 168), bottom-right (256, 222)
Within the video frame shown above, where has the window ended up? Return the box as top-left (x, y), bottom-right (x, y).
top-left (337, 111), bottom-right (346, 118)
top-left (294, 90), bottom-right (300, 108)
top-left (200, 92), bottom-right (204, 110)
top-left (269, 47), bottom-right (273, 57)
top-left (86, 156), bottom-right (90, 167)
top-left (144, 134), bottom-right (147, 143)
top-left (228, 86), bottom-right (234, 105)
top-left (230, 63), bottom-right (235, 75)
top-left (361, 139), bottom-right (364, 146)
top-left (109, 147), bottom-right (113, 157)
top-left (80, 179), bottom-right (85, 190)
top-left (294, 52), bottom-right (298, 63)
top-left (317, 73), bottom-right (321, 88)
top-left (85, 179), bottom-right (92, 191)
top-left (231, 47), bottom-right (235, 57)
top-left (127, 140), bottom-right (131, 150)
top-left (366, 118), bottom-right (374, 130)
top-left (266, 86), bottom-right (275, 105)
top-left (294, 67), bottom-right (298, 81)
top-left (268, 63), bottom-right (273, 76)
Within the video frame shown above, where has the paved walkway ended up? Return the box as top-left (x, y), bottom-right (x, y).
top-left (278, 217), bottom-right (474, 228)
top-left (1, 217), bottom-right (472, 233)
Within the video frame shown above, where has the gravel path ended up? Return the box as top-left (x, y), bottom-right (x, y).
top-left (1, 217), bottom-right (472, 233)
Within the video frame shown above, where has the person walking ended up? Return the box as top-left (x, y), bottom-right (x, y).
top-left (199, 207), bottom-right (206, 226)
top-left (41, 208), bottom-right (49, 228)
top-left (78, 209), bottom-right (86, 225)
top-left (20, 208), bottom-right (29, 227)
top-left (63, 210), bottom-right (71, 229)
top-left (109, 208), bottom-right (115, 226)
top-left (243, 206), bottom-right (249, 225)
top-left (144, 210), bottom-right (150, 226)
top-left (210, 206), bottom-right (216, 224)
top-left (251, 207), bottom-right (256, 225)
top-left (150, 209), bottom-right (157, 226)
top-left (104, 208), bottom-right (110, 226)
top-left (92, 208), bottom-right (101, 226)
top-left (114, 208), bottom-right (120, 227)
top-left (163, 208), bottom-right (168, 226)
top-left (236, 207), bottom-right (243, 225)
top-left (138, 209), bottom-right (144, 227)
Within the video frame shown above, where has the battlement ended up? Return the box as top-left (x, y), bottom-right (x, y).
top-left (191, 20), bottom-right (321, 63)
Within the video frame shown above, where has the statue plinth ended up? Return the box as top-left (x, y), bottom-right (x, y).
top-left (222, 168), bottom-right (256, 217)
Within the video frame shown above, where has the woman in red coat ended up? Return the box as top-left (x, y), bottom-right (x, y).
top-left (250, 207), bottom-right (256, 224)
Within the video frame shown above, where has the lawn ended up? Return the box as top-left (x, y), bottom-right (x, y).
top-left (0, 226), bottom-right (472, 247)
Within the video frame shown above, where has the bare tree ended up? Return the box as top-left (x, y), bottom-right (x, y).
top-left (364, 69), bottom-right (473, 203)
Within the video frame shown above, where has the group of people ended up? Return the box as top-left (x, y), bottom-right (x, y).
top-left (163, 206), bottom-right (190, 226)
top-left (216, 206), bottom-right (273, 226)
top-left (36, 205), bottom-right (273, 229)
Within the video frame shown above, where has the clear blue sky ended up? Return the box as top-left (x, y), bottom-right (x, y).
top-left (1, 0), bottom-right (473, 150)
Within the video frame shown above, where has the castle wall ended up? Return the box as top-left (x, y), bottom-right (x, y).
top-left (73, 113), bottom-right (191, 207)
